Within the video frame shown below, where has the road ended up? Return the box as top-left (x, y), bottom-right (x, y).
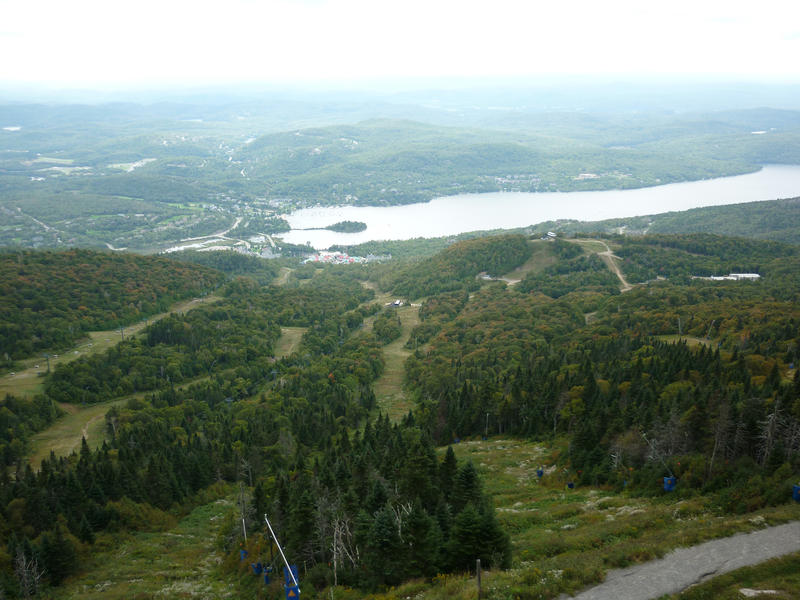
top-left (566, 521), bottom-right (800, 600)
top-left (179, 216), bottom-right (243, 241)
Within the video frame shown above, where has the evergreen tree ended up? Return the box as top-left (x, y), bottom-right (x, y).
top-left (439, 446), bottom-right (458, 498)
top-left (77, 515), bottom-right (95, 545)
top-left (450, 461), bottom-right (481, 513)
top-left (365, 507), bottom-right (403, 586)
top-left (39, 524), bottom-right (77, 586)
top-left (446, 503), bottom-right (482, 572)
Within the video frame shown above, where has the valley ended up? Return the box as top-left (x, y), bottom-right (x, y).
top-left (3, 225), bottom-right (797, 598)
top-left (2, 91), bottom-right (800, 600)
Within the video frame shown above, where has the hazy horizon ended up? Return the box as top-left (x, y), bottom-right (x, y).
top-left (2, 0), bottom-right (799, 93)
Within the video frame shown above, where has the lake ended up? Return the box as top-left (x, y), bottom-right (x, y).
top-left (279, 165), bottom-right (800, 249)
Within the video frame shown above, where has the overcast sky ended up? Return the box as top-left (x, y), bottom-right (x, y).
top-left (2, 0), bottom-right (799, 88)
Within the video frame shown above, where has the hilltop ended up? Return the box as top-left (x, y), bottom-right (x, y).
top-left (0, 220), bottom-right (799, 599)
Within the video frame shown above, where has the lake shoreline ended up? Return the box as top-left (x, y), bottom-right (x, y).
top-left (277, 165), bottom-right (800, 250)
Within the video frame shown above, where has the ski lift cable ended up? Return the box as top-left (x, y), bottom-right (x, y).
top-left (264, 513), bottom-right (299, 587)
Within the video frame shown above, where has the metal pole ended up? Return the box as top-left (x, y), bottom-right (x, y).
top-left (476, 558), bottom-right (481, 599)
top-left (239, 483), bottom-right (247, 543)
top-left (264, 513), bottom-right (299, 587)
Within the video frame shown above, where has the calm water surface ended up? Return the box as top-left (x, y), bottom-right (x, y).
top-left (279, 165), bottom-right (800, 249)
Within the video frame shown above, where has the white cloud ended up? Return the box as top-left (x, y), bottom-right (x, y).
top-left (0, 0), bottom-right (798, 85)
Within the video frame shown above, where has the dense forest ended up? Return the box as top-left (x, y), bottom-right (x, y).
top-left (324, 221), bottom-right (367, 233)
top-left (0, 250), bottom-right (224, 362)
top-left (402, 234), bottom-right (800, 512)
top-left (388, 234), bottom-right (531, 299)
top-left (0, 250), bottom-right (511, 597)
top-left (1, 228), bottom-right (799, 598)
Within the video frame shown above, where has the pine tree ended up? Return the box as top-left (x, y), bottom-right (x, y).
top-left (78, 515), bottom-right (95, 545)
top-left (366, 507), bottom-right (403, 586)
top-left (439, 446), bottom-right (458, 498)
top-left (478, 502), bottom-right (511, 569)
top-left (403, 500), bottom-right (441, 577)
top-left (252, 480), bottom-right (268, 526)
top-left (39, 524), bottom-right (77, 585)
top-left (450, 461), bottom-right (481, 513)
top-left (446, 503), bottom-right (482, 572)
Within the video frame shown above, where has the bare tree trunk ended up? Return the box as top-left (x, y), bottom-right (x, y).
top-left (758, 400), bottom-right (781, 467)
top-left (708, 399), bottom-right (731, 476)
top-left (14, 550), bottom-right (44, 599)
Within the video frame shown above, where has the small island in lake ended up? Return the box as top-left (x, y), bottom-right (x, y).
top-left (324, 220), bottom-right (367, 233)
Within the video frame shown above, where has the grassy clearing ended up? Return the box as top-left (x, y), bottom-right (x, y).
top-left (26, 373), bottom-right (213, 469)
top-left (656, 334), bottom-right (714, 348)
top-left (274, 326), bottom-right (307, 359)
top-left (27, 398), bottom-right (128, 468)
top-left (502, 240), bottom-right (557, 280)
top-left (365, 438), bottom-right (800, 600)
top-left (568, 238), bottom-right (609, 254)
top-left (373, 303), bottom-right (420, 422)
top-left (39, 438), bottom-right (800, 600)
top-left (0, 295), bottom-right (220, 398)
top-left (55, 493), bottom-right (237, 600)
top-left (275, 267), bottom-right (293, 286)
top-left (668, 552), bottom-right (800, 599)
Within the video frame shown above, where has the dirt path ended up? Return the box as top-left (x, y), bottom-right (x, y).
top-left (275, 267), bottom-right (293, 286)
top-left (596, 240), bottom-right (633, 293)
top-left (568, 521), bottom-right (800, 600)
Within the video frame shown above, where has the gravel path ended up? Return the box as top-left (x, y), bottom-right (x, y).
top-left (566, 521), bottom-right (800, 600)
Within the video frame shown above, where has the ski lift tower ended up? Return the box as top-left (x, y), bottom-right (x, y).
top-left (264, 513), bottom-right (300, 599)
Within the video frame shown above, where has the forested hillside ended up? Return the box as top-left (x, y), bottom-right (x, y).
top-left (168, 249), bottom-right (280, 284)
top-left (0, 250), bottom-right (224, 361)
top-left (532, 197), bottom-right (800, 244)
top-left (405, 234), bottom-right (800, 511)
top-left (388, 233), bottom-right (531, 299)
top-left (1, 232), bottom-right (799, 599)
top-left (0, 260), bottom-right (510, 598)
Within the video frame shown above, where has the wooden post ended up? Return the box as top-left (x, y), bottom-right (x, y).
top-left (476, 558), bottom-right (481, 599)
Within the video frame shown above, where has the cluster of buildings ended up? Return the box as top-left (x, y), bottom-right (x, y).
top-left (693, 273), bottom-right (761, 281)
top-left (302, 252), bottom-right (391, 265)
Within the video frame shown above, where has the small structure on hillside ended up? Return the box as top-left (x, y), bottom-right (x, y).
top-left (694, 273), bottom-right (761, 281)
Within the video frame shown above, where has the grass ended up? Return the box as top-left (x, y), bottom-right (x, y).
top-left (275, 267), bottom-right (293, 286)
top-left (34, 437), bottom-right (800, 600)
top-left (373, 302), bottom-right (420, 422)
top-left (365, 438), bottom-right (800, 600)
top-left (1, 294), bottom-right (220, 398)
top-left (6, 294), bottom-right (221, 470)
top-left (668, 552), bottom-right (800, 599)
top-left (656, 335), bottom-right (714, 348)
top-left (501, 240), bottom-right (557, 281)
top-left (54, 491), bottom-right (237, 600)
top-left (568, 238), bottom-right (609, 254)
top-left (26, 372), bottom-right (214, 469)
top-left (27, 398), bottom-right (128, 468)
top-left (274, 327), bottom-right (307, 359)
